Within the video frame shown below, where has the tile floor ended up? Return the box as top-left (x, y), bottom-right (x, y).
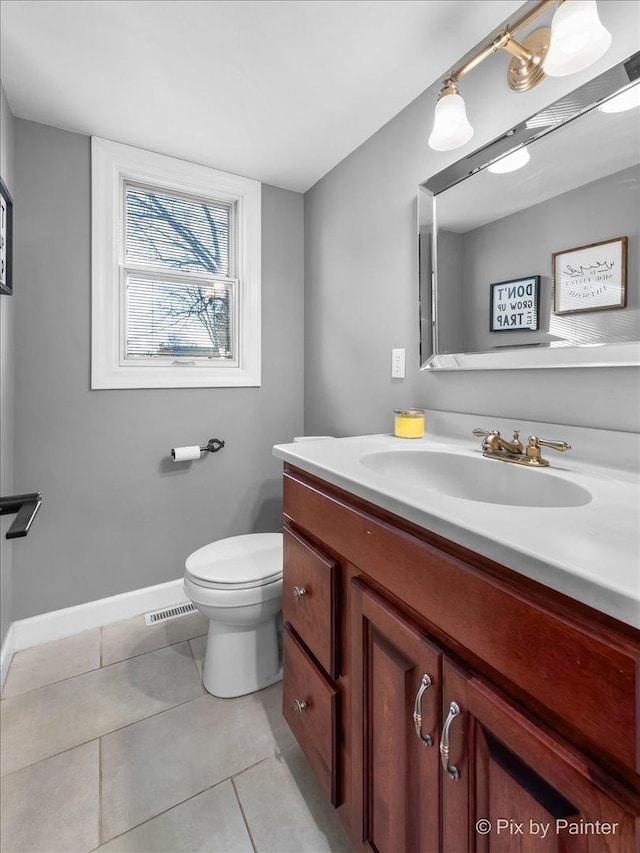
top-left (0, 611), bottom-right (354, 853)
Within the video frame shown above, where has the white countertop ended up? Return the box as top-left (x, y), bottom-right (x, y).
top-left (273, 412), bottom-right (640, 629)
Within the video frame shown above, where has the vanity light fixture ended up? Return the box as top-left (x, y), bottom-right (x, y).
top-left (427, 80), bottom-right (474, 151)
top-left (544, 0), bottom-right (611, 77)
top-left (487, 147), bottom-right (531, 174)
top-left (598, 82), bottom-right (640, 113)
top-left (428, 0), bottom-right (612, 152)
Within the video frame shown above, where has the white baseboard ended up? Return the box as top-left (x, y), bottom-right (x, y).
top-left (1, 622), bottom-right (16, 692)
top-left (10, 578), bottom-right (186, 653)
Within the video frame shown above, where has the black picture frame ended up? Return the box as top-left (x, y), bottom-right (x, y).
top-left (0, 177), bottom-right (14, 296)
top-left (489, 275), bottom-right (540, 333)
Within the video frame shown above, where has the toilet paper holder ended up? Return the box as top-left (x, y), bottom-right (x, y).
top-left (171, 438), bottom-right (225, 460)
top-left (201, 438), bottom-right (225, 454)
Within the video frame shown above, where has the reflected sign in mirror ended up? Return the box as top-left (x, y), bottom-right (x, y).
top-left (419, 52), bottom-right (640, 370)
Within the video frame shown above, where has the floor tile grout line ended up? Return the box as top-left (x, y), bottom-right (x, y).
top-left (231, 775), bottom-right (258, 853)
top-left (101, 630), bottom-right (208, 669)
top-left (231, 750), bottom-right (283, 782)
top-left (1, 633), bottom-right (103, 701)
top-left (97, 781), bottom-right (232, 848)
top-left (186, 633), bottom-right (206, 683)
top-left (96, 752), bottom-right (278, 849)
top-left (0, 691), bottom-right (207, 780)
top-left (98, 736), bottom-right (104, 847)
top-left (1, 660), bottom-right (102, 702)
top-left (0, 632), bottom-right (209, 703)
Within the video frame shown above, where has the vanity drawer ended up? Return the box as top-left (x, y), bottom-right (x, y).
top-left (283, 625), bottom-right (340, 805)
top-left (283, 526), bottom-right (338, 678)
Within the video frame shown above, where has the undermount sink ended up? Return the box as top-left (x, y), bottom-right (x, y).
top-left (360, 450), bottom-right (592, 508)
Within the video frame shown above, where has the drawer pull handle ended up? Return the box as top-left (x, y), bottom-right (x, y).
top-left (440, 701), bottom-right (460, 780)
top-left (293, 586), bottom-right (308, 603)
top-left (412, 674), bottom-right (433, 746)
top-left (292, 698), bottom-right (308, 716)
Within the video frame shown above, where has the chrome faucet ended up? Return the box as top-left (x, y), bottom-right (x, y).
top-left (473, 428), bottom-right (571, 467)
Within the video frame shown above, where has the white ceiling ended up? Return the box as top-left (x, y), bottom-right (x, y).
top-left (0, 0), bottom-right (523, 192)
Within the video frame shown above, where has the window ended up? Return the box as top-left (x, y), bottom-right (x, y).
top-left (92, 138), bottom-right (261, 388)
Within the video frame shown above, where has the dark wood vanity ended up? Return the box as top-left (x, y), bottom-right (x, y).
top-left (281, 463), bottom-right (640, 852)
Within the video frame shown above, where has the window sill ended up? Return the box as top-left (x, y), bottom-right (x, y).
top-left (91, 363), bottom-right (261, 389)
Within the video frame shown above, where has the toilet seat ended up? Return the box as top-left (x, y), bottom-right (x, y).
top-left (185, 532), bottom-right (282, 590)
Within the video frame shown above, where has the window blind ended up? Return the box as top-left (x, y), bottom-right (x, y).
top-left (125, 184), bottom-right (232, 276)
top-left (123, 183), bottom-right (234, 361)
top-left (126, 277), bottom-right (233, 359)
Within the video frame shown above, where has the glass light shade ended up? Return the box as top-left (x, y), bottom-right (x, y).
top-left (487, 147), bottom-right (531, 174)
top-left (428, 92), bottom-right (474, 152)
top-left (544, 1), bottom-right (612, 77)
top-left (598, 83), bottom-right (640, 113)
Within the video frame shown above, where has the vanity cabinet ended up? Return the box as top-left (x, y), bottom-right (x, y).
top-left (351, 579), bottom-right (638, 852)
top-left (280, 465), bottom-right (640, 852)
top-left (440, 656), bottom-right (638, 853)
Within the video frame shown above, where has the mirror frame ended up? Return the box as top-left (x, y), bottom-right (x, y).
top-left (420, 51), bottom-right (640, 371)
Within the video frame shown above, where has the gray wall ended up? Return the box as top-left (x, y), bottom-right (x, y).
top-left (435, 230), bottom-right (464, 355)
top-left (1, 83), bottom-right (15, 645)
top-left (304, 1), bottom-right (640, 437)
top-left (460, 166), bottom-right (640, 352)
top-left (12, 119), bottom-right (304, 619)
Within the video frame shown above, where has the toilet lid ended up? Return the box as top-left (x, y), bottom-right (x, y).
top-left (185, 532), bottom-right (283, 589)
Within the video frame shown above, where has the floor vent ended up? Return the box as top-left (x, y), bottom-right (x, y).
top-left (144, 602), bottom-right (197, 626)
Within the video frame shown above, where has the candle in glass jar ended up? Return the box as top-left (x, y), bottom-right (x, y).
top-left (394, 409), bottom-right (425, 438)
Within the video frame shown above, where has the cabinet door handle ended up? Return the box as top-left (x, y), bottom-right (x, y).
top-left (412, 674), bottom-right (433, 746)
top-left (440, 701), bottom-right (460, 780)
top-left (293, 586), bottom-right (307, 603)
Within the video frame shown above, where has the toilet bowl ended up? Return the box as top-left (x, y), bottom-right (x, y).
top-left (183, 532), bottom-right (283, 698)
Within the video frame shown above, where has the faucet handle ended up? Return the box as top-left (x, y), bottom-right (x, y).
top-left (529, 436), bottom-right (571, 452)
top-left (472, 428), bottom-right (499, 438)
top-left (525, 435), bottom-right (571, 465)
top-left (510, 430), bottom-right (523, 450)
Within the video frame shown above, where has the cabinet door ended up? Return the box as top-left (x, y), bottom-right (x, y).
top-left (351, 578), bottom-right (442, 853)
top-left (441, 659), bottom-right (640, 853)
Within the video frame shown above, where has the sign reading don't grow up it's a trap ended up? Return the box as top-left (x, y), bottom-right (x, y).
top-left (490, 275), bottom-right (540, 332)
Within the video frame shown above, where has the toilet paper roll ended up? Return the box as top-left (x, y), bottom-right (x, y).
top-left (171, 445), bottom-right (202, 462)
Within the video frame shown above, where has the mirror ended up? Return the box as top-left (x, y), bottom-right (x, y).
top-left (419, 52), bottom-right (640, 370)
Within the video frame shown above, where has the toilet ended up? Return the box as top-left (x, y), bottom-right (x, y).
top-left (183, 532), bottom-right (283, 699)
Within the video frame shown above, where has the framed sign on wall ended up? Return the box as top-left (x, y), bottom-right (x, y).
top-left (490, 276), bottom-right (540, 332)
top-left (553, 236), bottom-right (627, 315)
top-left (0, 177), bottom-right (13, 296)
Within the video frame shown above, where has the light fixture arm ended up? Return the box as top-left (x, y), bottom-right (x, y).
top-left (447, 0), bottom-right (560, 84)
top-left (498, 33), bottom-right (534, 65)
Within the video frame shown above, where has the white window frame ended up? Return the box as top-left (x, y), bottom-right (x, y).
top-left (91, 137), bottom-right (261, 388)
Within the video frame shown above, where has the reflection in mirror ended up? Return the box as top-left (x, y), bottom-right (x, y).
top-left (419, 52), bottom-right (639, 370)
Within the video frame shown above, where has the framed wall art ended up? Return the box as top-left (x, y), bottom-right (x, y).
top-left (553, 236), bottom-right (627, 315)
top-left (0, 177), bottom-right (13, 296)
top-left (490, 275), bottom-right (540, 332)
